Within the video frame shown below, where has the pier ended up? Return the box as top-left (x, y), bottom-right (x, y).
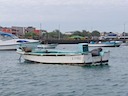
top-left (41, 39), bottom-right (127, 44)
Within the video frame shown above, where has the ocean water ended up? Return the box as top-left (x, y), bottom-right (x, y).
top-left (0, 44), bottom-right (128, 96)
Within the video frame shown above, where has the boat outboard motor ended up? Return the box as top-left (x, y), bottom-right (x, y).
top-left (91, 48), bottom-right (102, 56)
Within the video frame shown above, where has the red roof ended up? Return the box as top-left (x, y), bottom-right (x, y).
top-left (34, 30), bottom-right (40, 35)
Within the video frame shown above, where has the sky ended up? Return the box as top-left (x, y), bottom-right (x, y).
top-left (0, 0), bottom-right (128, 33)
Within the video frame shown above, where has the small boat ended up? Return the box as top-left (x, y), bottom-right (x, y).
top-left (0, 31), bottom-right (39, 50)
top-left (88, 41), bottom-right (122, 47)
top-left (17, 43), bottom-right (110, 66)
top-left (37, 44), bottom-right (58, 49)
top-left (121, 41), bottom-right (128, 46)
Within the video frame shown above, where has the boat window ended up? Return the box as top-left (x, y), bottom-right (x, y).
top-left (11, 35), bottom-right (19, 39)
top-left (0, 34), bottom-right (13, 41)
top-left (0, 35), bottom-right (4, 40)
top-left (83, 45), bottom-right (88, 52)
top-left (0, 34), bottom-right (18, 41)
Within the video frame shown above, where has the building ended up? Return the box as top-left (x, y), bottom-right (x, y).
top-left (64, 31), bottom-right (74, 35)
top-left (25, 26), bottom-right (35, 33)
top-left (25, 26), bottom-right (41, 35)
top-left (0, 26), bottom-right (42, 38)
top-left (12, 26), bottom-right (25, 36)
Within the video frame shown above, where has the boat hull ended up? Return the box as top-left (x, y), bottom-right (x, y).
top-left (0, 44), bottom-right (19, 50)
top-left (88, 43), bottom-right (120, 47)
top-left (19, 52), bottom-right (110, 66)
top-left (0, 31), bottom-right (39, 51)
top-left (0, 42), bottom-right (39, 51)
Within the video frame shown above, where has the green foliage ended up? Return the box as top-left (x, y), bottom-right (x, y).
top-left (39, 29), bottom-right (101, 40)
top-left (62, 34), bottom-right (70, 39)
top-left (82, 30), bottom-right (92, 38)
top-left (48, 30), bottom-right (63, 39)
top-left (72, 31), bottom-right (82, 36)
top-left (91, 30), bottom-right (100, 37)
top-left (69, 35), bottom-right (84, 40)
top-left (24, 32), bottom-right (37, 39)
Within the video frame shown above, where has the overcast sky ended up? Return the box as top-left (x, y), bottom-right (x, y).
top-left (0, 0), bottom-right (128, 33)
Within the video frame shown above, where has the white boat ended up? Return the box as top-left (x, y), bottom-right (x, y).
top-left (37, 44), bottom-right (58, 49)
top-left (0, 31), bottom-right (39, 50)
top-left (17, 43), bottom-right (110, 66)
top-left (88, 41), bottom-right (122, 47)
top-left (121, 41), bottom-right (128, 46)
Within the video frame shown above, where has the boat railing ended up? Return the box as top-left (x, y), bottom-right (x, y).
top-left (24, 50), bottom-right (89, 56)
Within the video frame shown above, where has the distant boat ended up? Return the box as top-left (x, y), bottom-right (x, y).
top-left (17, 43), bottom-right (110, 66)
top-left (121, 41), bottom-right (128, 46)
top-left (36, 44), bottom-right (58, 49)
top-left (0, 31), bottom-right (39, 50)
top-left (88, 41), bottom-right (122, 47)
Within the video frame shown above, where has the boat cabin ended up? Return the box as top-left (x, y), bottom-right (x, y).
top-left (78, 43), bottom-right (89, 53)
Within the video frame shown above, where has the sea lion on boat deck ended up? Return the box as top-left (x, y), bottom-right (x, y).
top-left (91, 48), bottom-right (102, 56)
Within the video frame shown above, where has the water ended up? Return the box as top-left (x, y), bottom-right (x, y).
top-left (0, 45), bottom-right (128, 96)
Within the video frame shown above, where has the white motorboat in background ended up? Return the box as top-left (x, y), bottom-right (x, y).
top-left (0, 31), bottom-right (39, 50)
top-left (88, 41), bottom-right (122, 47)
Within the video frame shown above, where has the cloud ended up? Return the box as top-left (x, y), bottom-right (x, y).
top-left (0, 0), bottom-right (128, 32)
top-left (0, 0), bottom-right (128, 6)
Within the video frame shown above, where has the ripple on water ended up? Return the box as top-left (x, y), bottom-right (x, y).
top-left (1, 46), bottom-right (128, 96)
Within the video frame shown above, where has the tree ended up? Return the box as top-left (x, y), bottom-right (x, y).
top-left (48, 30), bottom-right (62, 39)
top-left (82, 30), bottom-right (92, 39)
top-left (24, 32), bottom-right (37, 39)
top-left (91, 30), bottom-right (100, 37)
top-left (72, 31), bottom-right (82, 36)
